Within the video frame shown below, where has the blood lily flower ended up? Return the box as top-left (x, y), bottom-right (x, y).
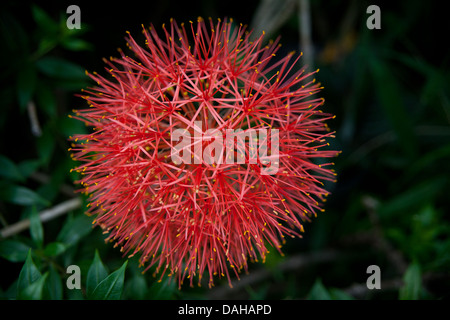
top-left (69, 17), bottom-right (338, 288)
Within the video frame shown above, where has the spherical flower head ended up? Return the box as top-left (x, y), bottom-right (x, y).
top-left (69, 17), bottom-right (338, 288)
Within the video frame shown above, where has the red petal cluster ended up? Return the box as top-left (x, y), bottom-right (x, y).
top-left (69, 17), bottom-right (338, 288)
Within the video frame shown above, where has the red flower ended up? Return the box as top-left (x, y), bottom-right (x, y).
top-left (69, 17), bottom-right (338, 288)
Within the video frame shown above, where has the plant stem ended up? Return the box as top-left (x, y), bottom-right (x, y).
top-left (0, 197), bottom-right (82, 238)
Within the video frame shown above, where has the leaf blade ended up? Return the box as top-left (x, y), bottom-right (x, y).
top-left (45, 266), bottom-right (63, 300)
top-left (19, 273), bottom-right (48, 300)
top-left (56, 213), bottom-right (93, 247)
top-left (36, 56), bottom-right (86, 80)
top-left (86, 250), bottom-right (109, 298)
top-left (17, 250), bottom-right (41, 295)
top-left (29, 206), bottom-right (44, 248)
top-left (16, 62), bottom-right (37, 112)
top-left (307, 278), bottom-right (332, 300)
top-left (0, 183), bottom-right (50, 206)
top-left (0, 240), bottom-right (31, 262)
top-left (399, 262), bottom-right (422, 300)
top-left (0, 155), bottom-right (25, 182)
top-left (369, 55), bottom-right (417, 158)
top-left (43, 242), bottom-right (67, 257)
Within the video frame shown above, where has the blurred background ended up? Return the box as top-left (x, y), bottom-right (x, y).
top-left (0, 0), bottom-right (449, 300)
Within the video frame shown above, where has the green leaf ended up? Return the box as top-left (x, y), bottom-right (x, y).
top-left (18, 159), bottom-right (41, 179)
top-left (61, 38), bottom-right (93, 51)
top-left (369, 55), bottom-right (417, 158)
top-left (46, 265), bottom-right (63, 300)
top-left (31, 5), bottom-right (59, 34)
top-left (31, 5), bottom-right (59, 58)
top-left (35, 38), bottom-right (58, 59)
top-left (36, 56), bottom-right (86, 80)
top-left (43, 242), bottom-right (67, 257)
top-left (56, 213), bottom-right (93, 246)
top-left (147, 277), bottom-right (177, 300)
top-left (60, 17), bottom-right (89, 38)
top-left (329, 288), bottom-right (355, 300)
top-left (67, 287), bottom-right (84, 300)
top-left (399, 262), bottom-right (422, 300)
top-left (36, 125), bottom-right (55, 165)
top-left (307, 278), bottom-right (332, 300)
top-left (58, 116), bottom-right (88, 138)
top-left (0, 239), bottom-right (31, 262)
top-left (19, 272), bottom-right (48, 300)
top-left (52, 78), bottom-right (88, 91)
top-left (17, 250), bottom-right (41, 294)
top-left (0, 182), bottom-right (50, 206)
top-left (0, 155), bottom-right (24, 182)
top-left (86, 250), bottom-right (109, 298)
top-left (29, 206), bottom-right (44, 248)
top-left (125, 274), bottom-right (148, 300)
top-left (245, 283), bottom-right (269, 300)
top-left (407, 144), bottom-right (450, 179)
top-left (379, 178), bottom-right (446, 218)
top-left (16, 62), bottom-right (37, 112)
top-left (91, 261), bottom-right (128, 300)
top-left (36, 82), bottom-right (57, 118)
